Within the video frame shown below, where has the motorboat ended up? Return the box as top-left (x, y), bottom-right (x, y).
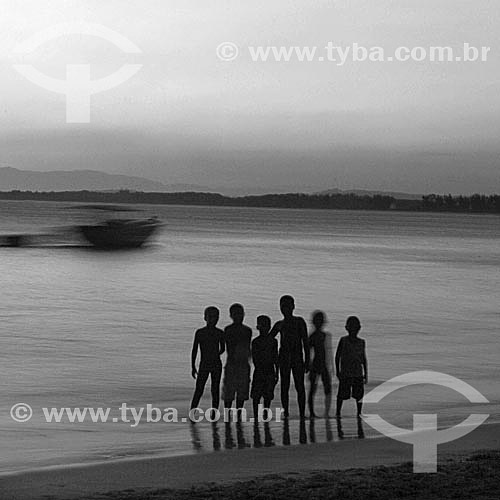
top-left (78, 217), bottom-right (160, 249)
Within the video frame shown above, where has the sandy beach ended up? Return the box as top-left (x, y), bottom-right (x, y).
top-left (2, 421), bottom-right (499, 500)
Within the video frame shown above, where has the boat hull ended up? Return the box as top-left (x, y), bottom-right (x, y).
top-left (78, 220), bottom-right (159, 249)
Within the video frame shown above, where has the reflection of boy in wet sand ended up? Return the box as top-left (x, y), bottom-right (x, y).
top-left (222, 303), bottom-right (252, 415)
top-left (335, 316), bottom-right (368, 418)
top-left (190, 307), bottom-right (225, 411)
top-left (251, 315), bottom-right (279, 419)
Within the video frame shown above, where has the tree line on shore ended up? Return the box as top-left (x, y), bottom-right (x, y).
top-left (0, 190), bottom-right (498, 213)
top-left (421, 194), bottom-right (500, 213)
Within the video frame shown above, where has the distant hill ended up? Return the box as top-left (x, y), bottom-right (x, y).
top-left (0, 167), bottom-right (286, 195)
top-left (0, 167), bottom-right (424, 199)
top-left (0, 167), bottom-right (170, 192)
top-left (317, 188), bottom-right (422, 200)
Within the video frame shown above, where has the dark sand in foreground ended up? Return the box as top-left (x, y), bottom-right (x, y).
top-left (82, 450), bottom-right (500, 500)
top-left (2, 422), bottom-right (499, 500)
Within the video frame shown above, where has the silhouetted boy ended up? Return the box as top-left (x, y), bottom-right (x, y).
top-left (270, 295), bottom-right (310, 419)
top-left (251, 315), bottom-right (279, 419)
top-left (190, 306), bottom-right (225, 411)
top-left (222, 303), bottom-right (252, 413)
top-left (335, 316), bottom-right (368, 418)
top-left (308, 311), bottom-right (332, 418)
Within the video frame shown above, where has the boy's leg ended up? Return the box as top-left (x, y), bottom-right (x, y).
top-left (223, 366), bottom-right (234, 409)
top-left (190, 368), bottom-right (210, 409)
top-left (336, 398), bottom-right (343, 418)
top-left (279, 364), bottom-right (291, 418)
top-left (324, 393), bottom-right (332, 417)
top-left (291, 362), bottom-right (306, 419)
top-left (356, 400), bottom-right (363, 417)
top-left (236, 365), bottom-right (249, 410)
top-left (236, 397), bottom-right (245, 421)
top-left (336, 414), bottom-right (344, 439)
top-left (308, 370), bottom-right (318, 417)
top-left (252, 397), bottom-right (260, 419)
top-left (264, 370), bottom-right (275, 411)
top-left (210, 363), bottom-right (222, 410)
top-left (352, 377), bottom-right (365, 417)
top-left (336, 377), bottom-right (349, 417)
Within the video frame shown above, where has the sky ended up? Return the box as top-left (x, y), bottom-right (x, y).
top-left (0, 0), bottom-right (499, 194)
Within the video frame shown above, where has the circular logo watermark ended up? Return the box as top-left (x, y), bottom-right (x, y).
top-left (11, 23), bottom-right (143, 123)
top-left (362, 371), bottom-right (489, 473)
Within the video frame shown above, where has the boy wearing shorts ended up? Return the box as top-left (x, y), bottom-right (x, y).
top-left (335, 316), bottom-right (368, 418)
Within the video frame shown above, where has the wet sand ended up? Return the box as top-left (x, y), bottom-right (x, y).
top-left (2, 421), bottom-right (499, 500)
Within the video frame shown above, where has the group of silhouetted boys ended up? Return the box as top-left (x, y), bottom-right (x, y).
top-left (190, 295), bottom-right (368, 420)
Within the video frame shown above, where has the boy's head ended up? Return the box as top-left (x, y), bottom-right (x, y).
top-left (311, 310), bottom-right (326, 329)
top-left (345, 316), bottom-right (361, 335)
top-left (279, 295), bottom-right (295, 317)
top-left (256, 315), bottom-right (271, 335)
top-left (229, 303), bottom-right (245, 324)
top-left (204, 306), bottom-right (220, 326)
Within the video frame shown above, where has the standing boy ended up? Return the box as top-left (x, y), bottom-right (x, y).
top-left (222, 303), bottom-right (252, 414)
top-left (251, 315), bottom-right (279, 419)
top-left (335, 316), bottom-right (368, 418)
top-left (270, 295), bottom-right (310, 419)
top-left (190, 306), bottom-right (225, 411)
top-left (308, 310), bottom-right (332, 418)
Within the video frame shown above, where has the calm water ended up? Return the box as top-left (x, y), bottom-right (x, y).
top-left (0, 201), bottom-right (499, 474)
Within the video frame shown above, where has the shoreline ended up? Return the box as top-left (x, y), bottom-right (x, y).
top-left (0, 419), bottom-right (382, 479)
top-left (3, 413), bottom-right (498, 478)
top-left (2, 421), bottom-right (499, 500)
top-left (1, 194), bottom-right (500, 216)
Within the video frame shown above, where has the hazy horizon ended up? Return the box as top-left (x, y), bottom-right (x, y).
top-left (1, 1), bottom-right (499, 194)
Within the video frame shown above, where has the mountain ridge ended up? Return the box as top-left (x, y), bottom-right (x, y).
top-left (0, 166), bottom-right (421, 199)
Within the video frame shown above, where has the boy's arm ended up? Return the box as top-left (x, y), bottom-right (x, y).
top-left (269, 320), bottom-right (283, 338)
top-left (219, 330), bottom-right (226, 356)
top-left (273, 339), bottom-right (279, 381)
top-left (362, 340), bottom-right (368, 384)
top-left (300, 319), bottom-right (310, 372)
top-left (308, 333), bottom-right (314, 348)
top-left (325, 332), bottom-right (334, 376)
top-left (308, 334), bottom-right (315, 368)
top-left (247, 327), bottom-right (252, 362)
top-left (191, 331), bottom-right (200, 379)
top-left (335, 338), bottom-right (342, 380)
